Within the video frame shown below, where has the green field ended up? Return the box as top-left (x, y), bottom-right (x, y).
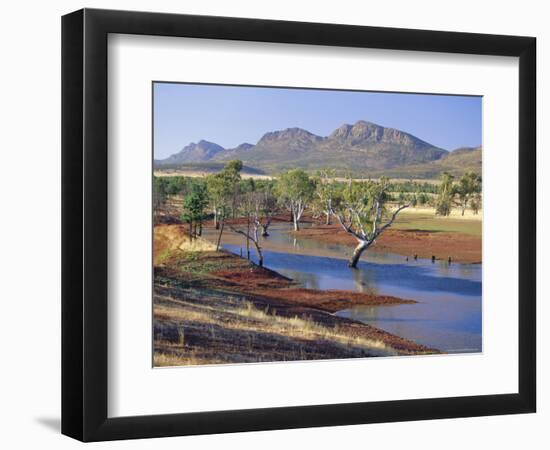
top-left (393, 210), bottom-right (482, 237)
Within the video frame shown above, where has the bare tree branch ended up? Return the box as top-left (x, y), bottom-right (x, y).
top-left (333, 208), bottom-right (364, 241)
top-left (376, 202), bottom-right (412, 236)
top-left (227, 223), bottom-right (264, 266)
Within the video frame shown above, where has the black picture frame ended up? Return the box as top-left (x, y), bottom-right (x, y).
top-left (62, 8), bottom-right (536, 442)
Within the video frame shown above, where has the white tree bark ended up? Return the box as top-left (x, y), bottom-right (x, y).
top-left (333, 201), bottom-right (411, 268)
top-left (290, 198), bottom-right (306, 231)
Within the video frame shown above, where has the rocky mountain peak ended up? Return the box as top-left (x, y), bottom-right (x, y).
top-left (258, 127), bottom-right (321, 143)
top-left (156, 119), bottom-right (459, 174)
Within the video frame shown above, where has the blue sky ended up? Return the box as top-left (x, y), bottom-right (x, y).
top-left (153, 82), bottom-right (482, 159)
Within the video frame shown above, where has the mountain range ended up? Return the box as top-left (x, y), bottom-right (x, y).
top-left (155, 120), bottom-right (481, 178)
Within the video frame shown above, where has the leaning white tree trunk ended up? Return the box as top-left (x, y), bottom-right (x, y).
top-left (252, 222), bottom-right (264, 267)
top-left (348, 240), bottom-right (373, 268)
top-left (334, 202), bottom-right (412, 269)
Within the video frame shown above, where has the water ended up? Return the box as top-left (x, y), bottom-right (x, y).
top-left (208, 223), bottom-right (482, 353)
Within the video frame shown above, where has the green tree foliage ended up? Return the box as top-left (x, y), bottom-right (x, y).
top-left (313, 169), bottom-right (342, 225)
top-left (224, 159), bottom-right (243, 175)
top-left (153, 176), bottom-right (167, 222)
top-left (387, 181), bottom-right (438, 194)
top-left (416, 192), bottom-right (429, 206)
top-left (164, 176), bottom-right (189, 196)
top-left (456, 172), bottom-right (482, 216)
top-left (277, 169), bottom-right (315, 231)
top-left (181, 183), bottom-right (208, 239)
top-left (224, 160), bottom-right (243, 219)
top-left (434, 171), bottom-right (482, 216)
top-left (470, 193), bottom-right (482, 215)
top-left (206, 174), bottom-right (230, 229)
top-left (206, 160), bottom-right (243, 228)
top-left (435, 172), bottom-right (456, 216)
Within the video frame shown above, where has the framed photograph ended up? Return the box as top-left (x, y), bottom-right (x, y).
top-left (62, 8), bottom-right (536, 441)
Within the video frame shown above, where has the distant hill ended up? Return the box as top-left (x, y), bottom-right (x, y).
top-left (155, 120), bottom-right (481, 178)
top-left (159, 140), bottom-right (225, 165)
top-left (212, 142), bottom-right (255, 161)
top-left (368, 146), bottom-right (482, 179)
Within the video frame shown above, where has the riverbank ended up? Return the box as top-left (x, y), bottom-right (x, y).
top-left (289, 220), bottom-right (481, 264)
top-left (214, 209), bottom-right (481, 264)
top-left (154, 224), bottom-right (437, 366)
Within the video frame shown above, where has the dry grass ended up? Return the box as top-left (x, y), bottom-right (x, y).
top-left (154, 352), bottom-right (225, 367)
top-left (154, 297), bottom-right (397, 368)
top-left (236, 301), bottom-right (394, 354)
top-left (179, 238), bottom-right (217, 252)
top-left (154, 224), bottom-right (216, 265)
top-left (401, 206), bottom-right (482, 221)
top-left (394, 209), bottom-right (482, 237)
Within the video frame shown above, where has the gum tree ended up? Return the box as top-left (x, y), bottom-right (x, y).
top-left (277, 169), bottom-right (315, 231)
top-left (251, 181), bottom-right (278, 237)
top-left (470, 192), bottom-right (482, 215)
top-left (332, 177), bottom-right (415, 268)
top-left (181, 182), bottom-right (208, 240)
top-left (227, 183), bottom-right (265, 266)
top-left (456, 172), bottom-right (482, 216)
top-left (206, 173), bottom-right (229, 230)
top-left (153, 176), bottom-right (167, 223)
top-left (206, 160), bottom-right (243, 250)
top-left (314, 168), bottom-right (340, 225)
top-left (435, 172), bottom-right (456, 216)
top-left (207, 160), bottom-right (243, 229)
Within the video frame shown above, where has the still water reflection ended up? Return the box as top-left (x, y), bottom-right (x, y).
top-left (207, 223), bottom-right (482, 353)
